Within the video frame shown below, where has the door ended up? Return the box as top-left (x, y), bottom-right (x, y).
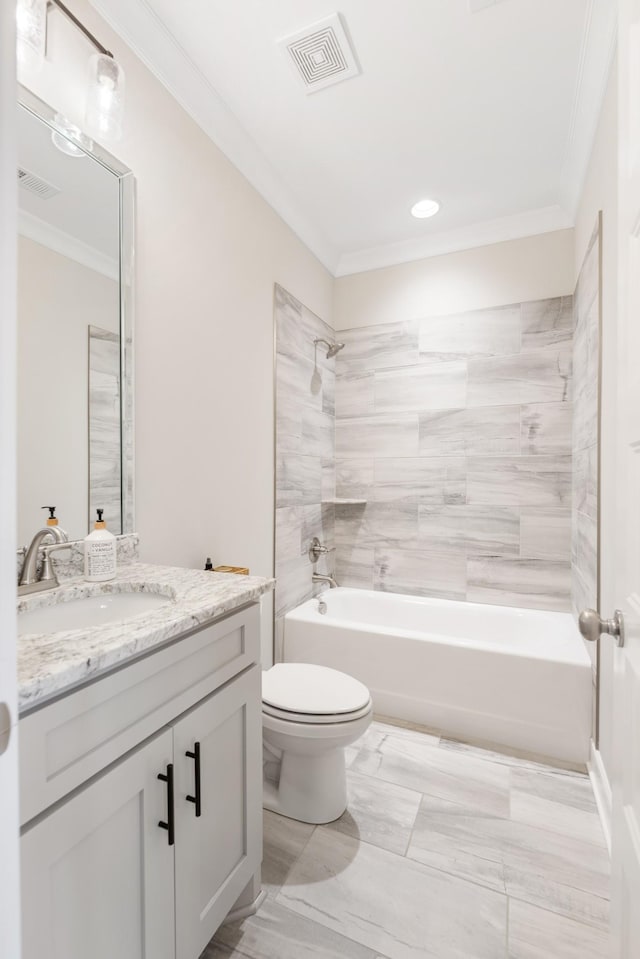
top-left (21, 730), bottom-right (175, 959)
top-left (174, 666), bottom-right (262, 959)
top-left (610, 2), bottom-right (640, 955)
top-left (0, 4), bottom-right (20, 958)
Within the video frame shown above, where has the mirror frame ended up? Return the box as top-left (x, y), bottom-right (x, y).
top-left (17, 85), bottom-right (135, 536)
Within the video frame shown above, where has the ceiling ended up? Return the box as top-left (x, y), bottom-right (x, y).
top-left (91, 0), bottom-right (616, 275)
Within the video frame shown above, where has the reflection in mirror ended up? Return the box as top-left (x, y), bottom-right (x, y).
top-left (16, 90), bottom-right (134, 546)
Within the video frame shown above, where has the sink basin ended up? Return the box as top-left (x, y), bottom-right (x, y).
top-left (18, 591), bottom-right (172, 635)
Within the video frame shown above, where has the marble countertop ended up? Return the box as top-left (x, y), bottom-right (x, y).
top-left (18, 563), bottom-right (274, 713)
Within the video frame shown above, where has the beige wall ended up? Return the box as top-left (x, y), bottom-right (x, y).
top-left (23, 0), bottom-right (333, 665)
top-left (333, 230), bottom-right (575, 330)
top-left (574, 59), bottom-right (617, 784)
top-left (17, 235), bottom-right (118, 544)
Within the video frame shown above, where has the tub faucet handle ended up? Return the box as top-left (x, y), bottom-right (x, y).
top-left (308, 537), bottom-right (329, 563)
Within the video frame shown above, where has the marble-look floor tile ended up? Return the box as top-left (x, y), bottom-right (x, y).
top-left (509, 766), bottom-right (597, 810)
top-left (358, 719), bottom-right (441, 750)
top-left (418, 504), bottom-right (520, 556)
top-left (407, 792), bottom-right (609, 902)
top-left (351, 731), bottom-right (511, 816)
top-left (374, 457), bottom-right (466, 505)
top-left (467, 349), bottom-right (572, 407)
top-left (521, 402), bottom-right (572, 455)
top-left (504, 865), bottom-right (610, 932)
top-left (374, 547), bottom-right (467, 601)
top-left (509, 790), bottom-right (606, 848)
top-left (210, 899), bottom-right (384, 959)
top-left (437, 738), bottom-right (586, 775)
top-left (466, 454), bottom-right (572, 507)
top-left (375, 361), bottom-right (467, 413)
top-left (419, 405), bottom-right (521, 456)
top-left (262, 810), bottom-right (315, 898)
top-left (520, 297), bottom-right (573, 351)
top-left (278, 827), bottom-right (507, 959)
top-left (418, 305), bottom-right (520, 358)
top-left (467, 557), bottom-right (571, 611)
top-left (519, 509), bottom-right (571, 561)
top-left (507, 898), bottom-right (609, 958)
top-left (326, 769), bottom-right (422, 855)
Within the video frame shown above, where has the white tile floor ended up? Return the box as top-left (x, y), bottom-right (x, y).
top-left (204, 720), bottom-right (610, 959)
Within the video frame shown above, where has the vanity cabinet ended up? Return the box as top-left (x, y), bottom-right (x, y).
top-left (19, 604), bottom-right (263, 959)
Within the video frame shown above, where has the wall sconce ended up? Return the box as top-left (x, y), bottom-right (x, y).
top-left (15, 0), bottom-right (126, 142)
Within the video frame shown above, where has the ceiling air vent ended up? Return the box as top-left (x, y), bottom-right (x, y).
top-left (279, 13), bottom-right (360, 94)
top-left (17, 167), bottom-right (60, 200)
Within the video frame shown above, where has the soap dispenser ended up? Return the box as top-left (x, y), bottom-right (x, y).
top-left (84, 508), bottom-right (117, 582)
top-left (42, 505), bottom-right (67, 537)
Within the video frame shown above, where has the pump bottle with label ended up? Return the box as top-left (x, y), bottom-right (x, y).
top-left (84, 508), bottom-right (117, 582)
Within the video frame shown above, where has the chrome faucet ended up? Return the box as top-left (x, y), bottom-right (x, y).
top-left (312, 572), bottom-right (339, 589)
top-left (18, 526), bottom-right (69, 594)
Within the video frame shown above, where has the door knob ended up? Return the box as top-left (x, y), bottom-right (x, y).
top-left (578, 608), bottom-right (625, 647)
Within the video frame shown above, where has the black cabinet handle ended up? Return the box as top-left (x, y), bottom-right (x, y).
top-left (186, 741), bottom-right (202, 818)
top-left (157, 763), bottom-right (175, 845)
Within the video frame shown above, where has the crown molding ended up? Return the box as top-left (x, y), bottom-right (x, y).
top-left (558, 0), bottom-right (617, 219)
top-left (335, 205), bottom-right (573, 277)
top-left (18, 210), bottom-right (119, 280)
top-left (90, 0), bottom-right (340, 275)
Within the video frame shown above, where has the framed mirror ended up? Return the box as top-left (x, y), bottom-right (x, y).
top-left (17, 86), bottom-right (134, 546)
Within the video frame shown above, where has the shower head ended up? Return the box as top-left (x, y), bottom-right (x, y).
top-left (326, 342), bottom-right (345, 358)
top-left (314, 337), bottom-right (345, 359)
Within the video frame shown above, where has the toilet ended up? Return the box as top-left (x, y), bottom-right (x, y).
top-left (262, 662), bottom-right (373, 824)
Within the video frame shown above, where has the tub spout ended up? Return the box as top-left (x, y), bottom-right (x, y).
top-left (312, 572), bottom-right (339, 589)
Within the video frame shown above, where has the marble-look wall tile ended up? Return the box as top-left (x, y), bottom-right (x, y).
top-left (336, 321), bottom-right (419, 373)
top-left (375, 548), bottom-right (467, 600)
top-left (467, 349), bottom-right (572, 407)
top-left (374, 457), bottom-right (466, 505)
top-left (418, 505), bottom-right (520, 556)
top-left (467, 557), bottom-right (572, 611)
top-left (336, 458), bottom-right (374, 499)
top-left (419, 305), bottom-right (520, 358)
top-left (467, 455), bottom-right (572, 507)
top-left (335, 372), bottom-right (374, 416)
top-left (520, 509), bottom-right (572, 562)
top-left (375, 361), bottom-right (467, 413)
top-left (335, 545), bottom-right (375, 589)
top-left (336, 414), bottom-right (419, 458)
top-left (419, 405), bottom-right (520, 457)
top-left (521, 403), bottom-right (573, 455)
top-left (521, 297), bottom-right (574, 351)
top-left (275, 286), bottom-right (337, 621)
top-left (335, 502), bottom-right (419, 550)
top-left (334, 294), bottom-right (574, 613)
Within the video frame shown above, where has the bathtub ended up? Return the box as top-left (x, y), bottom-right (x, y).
top-left (283, 588), bottom-right (592, 765)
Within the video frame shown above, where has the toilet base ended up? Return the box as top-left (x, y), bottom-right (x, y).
top-left (263, 747), bottom-right (348, 824)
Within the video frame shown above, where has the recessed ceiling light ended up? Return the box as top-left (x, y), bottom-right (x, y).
top-left (411, 198), bottom-right (440, 219)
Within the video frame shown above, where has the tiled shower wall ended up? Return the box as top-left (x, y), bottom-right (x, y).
top-left (334, 298), bottom-right (574, 611)
top-left (572, 221), bottom-right (600, 618)
top-left (274, 285), bottom-right (336, 649)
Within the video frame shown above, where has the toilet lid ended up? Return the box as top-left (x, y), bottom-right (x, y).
top-left (262, 663), bottom-right (370, 715)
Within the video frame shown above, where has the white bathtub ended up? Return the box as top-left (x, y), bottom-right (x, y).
top-left (283, 588), bottom-right (592, 765)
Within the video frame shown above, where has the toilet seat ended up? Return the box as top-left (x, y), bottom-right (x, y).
top-left (262, 663), bottom-right (371, 725)
top-left (262, 700), bottom-right (373, 724)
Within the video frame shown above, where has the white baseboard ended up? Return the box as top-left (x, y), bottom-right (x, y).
top-left (587, 741), bottom-right (612, 855)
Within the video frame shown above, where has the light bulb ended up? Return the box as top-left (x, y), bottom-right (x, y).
top-left (411, 199), bottom-right (440, 219)
top-left (16, 0), bottom-right (47, 74)
top-left (51, 114), bottom-right (93, 158)
top-left (85, 53), bottom-right (125, 141)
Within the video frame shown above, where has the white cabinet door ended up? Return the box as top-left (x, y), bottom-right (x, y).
top-left (21, 730), bottom-right (176, 959)
top-left (174, 665), bottom-right (262, 959)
